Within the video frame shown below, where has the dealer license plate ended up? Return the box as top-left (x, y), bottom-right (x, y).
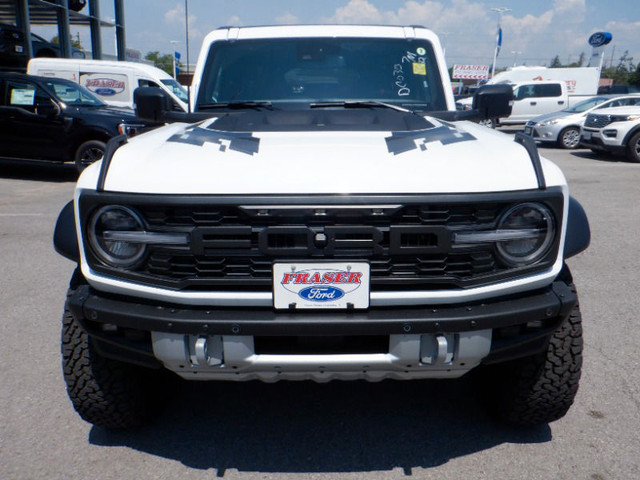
top-left (14, 45), bottom-right (23, 53)
top-left (582, 131), bottom-right (591, 140)
top-left (273, 262), bottom-right (370, 310)
top-left (524, 126), bottom-right (533, 135)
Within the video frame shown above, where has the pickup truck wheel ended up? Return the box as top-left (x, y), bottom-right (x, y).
top-left (74, 140), bottom-right (106, 173)
top-left (61, 298), bottom-right (158, 429)
top-left (557, 127), bottom-right (581, 149)
top-left (478, 118), bottom-right (496, 129)
top-left (482, 285), bottom-right (583, 426)
top-left (627, 132), bottom-right (640, 163)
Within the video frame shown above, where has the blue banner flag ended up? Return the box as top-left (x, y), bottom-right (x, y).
top-left (174, 51), bottom-right (181, 60)
top-left (496, 27), bottom-right (502, 56)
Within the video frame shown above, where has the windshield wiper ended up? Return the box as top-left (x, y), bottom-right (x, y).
top-left (310, 100), bottom-right (411, 113)
top-left (198, 101), bottom-right (273, 110)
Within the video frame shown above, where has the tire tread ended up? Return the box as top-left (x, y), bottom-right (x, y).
top-left (61, 290), bottom-right (155, 429)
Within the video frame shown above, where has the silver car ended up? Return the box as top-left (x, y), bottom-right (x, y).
top-left (524, 94), bottom-right (640, 149)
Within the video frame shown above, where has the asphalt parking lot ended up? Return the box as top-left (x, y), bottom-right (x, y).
top-left (1, 139), bottom-right (639, 480)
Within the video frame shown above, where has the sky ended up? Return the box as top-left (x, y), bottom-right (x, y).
top-left (33, 0), bottom-right (640, 70)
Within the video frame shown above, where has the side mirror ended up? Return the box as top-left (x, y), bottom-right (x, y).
top-left (36, 98), bottom-right (60, 118)
top-left (135, 87), bottom-right (211, 124)
top-left (134, 87), bottom-right (173, 124)
top-left (472, 84), bottom-right (513, 119)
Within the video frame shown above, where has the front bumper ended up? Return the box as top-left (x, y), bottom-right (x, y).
top-left (580, 128), bottom-right (625, 152)
top-left (67, 279), bottom-right (577, 380)
top-left (524, 122), bottom-right (561, 143)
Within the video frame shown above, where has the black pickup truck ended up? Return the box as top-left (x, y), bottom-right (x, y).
top-left (0, 72), bottom-right (148, 171)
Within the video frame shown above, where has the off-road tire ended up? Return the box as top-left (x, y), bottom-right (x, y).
top-left (483, 284), bottom-right (583, 426)
top-left (74, 140), bottom-right (106, 173)
top-left (61, 291), bottom-right (158, 429)
top-left (627, 132), bottom-right (640, 163)
top-left (557, 127), bottom-right (581, 149)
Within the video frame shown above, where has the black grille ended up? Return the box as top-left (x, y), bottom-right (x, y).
top-left (80, 192), bottom-right (564, 292)
top-left (143, 251), bottom-right (498, 290)
top-left (584, 113), bottom-right (613, 129)
top-left (119, 204), bottom-right (506, 290)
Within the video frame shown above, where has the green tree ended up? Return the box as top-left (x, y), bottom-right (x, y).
top-left (568, 52), bottom-right (586, 68)
top-left (601, 51), bottom-right (636, 85)
top-left (547, 52), bottom-right (586, 68)
top-left (145, 51), bottom-right (181, 76)
top-left (628, 64), bottom-right (640, 87)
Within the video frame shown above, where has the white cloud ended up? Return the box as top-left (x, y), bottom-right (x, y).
top-left (603, 20), bottom-right (640, 64)
top-left (227, 15), bottom-right (243, 26)
top-left (164, 2), bottom-right (197, 27)
top-left (321, 0), bottom-right (627, 67)
top-left (325, 0), bottom-right (383, 24)
top-left (276, 12), bottom-right (299, 25)
top-left (163, 2), bottom-right (203, 62)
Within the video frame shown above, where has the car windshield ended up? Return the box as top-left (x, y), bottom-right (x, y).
top-left (160, 78), bottom-right (189, 102)
top-left (196, 37), bottom-right (447, 112)
top-left (562, 96), bottom-right (609, 113)
top-left (43, 78), bottom-right (105, 106)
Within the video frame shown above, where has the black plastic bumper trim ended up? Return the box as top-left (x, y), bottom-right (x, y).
top-left (67, 280), bottom-right (577, 337)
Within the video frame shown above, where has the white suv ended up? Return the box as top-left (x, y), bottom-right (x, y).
top-left (580, 105), bottom-right (640, 162)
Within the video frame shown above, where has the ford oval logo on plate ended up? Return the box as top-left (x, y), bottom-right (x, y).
top-left (298, 286), bottom-right (345, 302)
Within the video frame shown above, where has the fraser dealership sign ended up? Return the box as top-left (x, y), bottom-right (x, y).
top-left (452, 64), bottom-right (489, 80)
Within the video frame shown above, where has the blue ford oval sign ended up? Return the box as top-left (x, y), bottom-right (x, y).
top-left (588, 32), bottom-right (612, 48)
top-left (95, 88), bottom-right (116, 96)
top-left (298, 286), bottom-right (345, 302)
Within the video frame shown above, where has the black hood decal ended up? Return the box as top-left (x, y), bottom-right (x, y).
top-left (386, 125), bottom-right (476, 155)
top-left (168, 126), bottom-right (260, 156)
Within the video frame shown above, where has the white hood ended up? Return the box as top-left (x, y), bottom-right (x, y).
top-left (80, 117), bottom-right (566, 195)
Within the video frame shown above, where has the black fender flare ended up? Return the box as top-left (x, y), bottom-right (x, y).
top-left (53, 200), bottom-right (80, 262)
top-left (564, 196), bottom-right (590, 258)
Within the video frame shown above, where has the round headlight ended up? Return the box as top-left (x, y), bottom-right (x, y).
top-left (496, 203), bottom-right (555, 266)
top-left (88, 206), bottom-right (146, 267)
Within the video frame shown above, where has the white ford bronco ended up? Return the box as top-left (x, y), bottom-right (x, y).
top-left (54, 25), bottom-right (590, 429)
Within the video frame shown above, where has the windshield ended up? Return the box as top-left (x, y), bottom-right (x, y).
top-left (160, 78), bottom-right (189, 102)
top-left (43, 78), bottom-right (105, 106)
top-left (196, 37), bottom-right (447, 112)
top-left (563, 96), bottom-right (609, 113)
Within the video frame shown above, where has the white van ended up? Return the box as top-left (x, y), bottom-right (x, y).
top-left (27, 58), bottom-right (188, 111)
top-left (489, 66), bottom-right (600, 97)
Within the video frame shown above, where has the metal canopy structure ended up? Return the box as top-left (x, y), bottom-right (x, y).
top-left (0, 0), bottom-right (124, 61)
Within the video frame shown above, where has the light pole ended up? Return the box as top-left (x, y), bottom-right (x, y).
top-left (511, 50), bottom-right (522, 67)
top-left (490, 7), bottom-right (511, 78)
top-left (184, 0), bottom-right (191, 112)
